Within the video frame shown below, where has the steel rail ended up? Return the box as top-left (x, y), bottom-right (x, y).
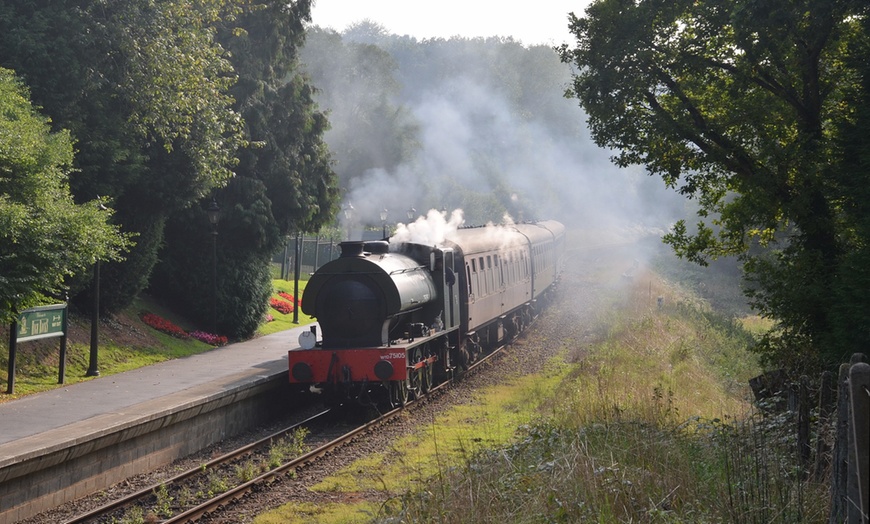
top-left (161, 405), bottom-right (403, 523)
top-left (64, 327), bottom-right (524, 523)
top-left (145, 347), bottom-right (506, 523)
top-left (62, 409), bottom-right (331, 524)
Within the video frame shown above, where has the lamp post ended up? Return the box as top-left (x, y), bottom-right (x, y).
top-left (85, 259), bottom-right (101, 377)
top-left (380, 208), bottom-right (388, 238)
top-left (86, 202), bottom-right (108, 377)
top-left (293, 232), bottom-right (301, 324)
top-left (207, 199), bottom-right (221, 334)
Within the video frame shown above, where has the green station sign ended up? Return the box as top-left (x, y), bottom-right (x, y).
top-left (16, 304), bottom-right (67, 342)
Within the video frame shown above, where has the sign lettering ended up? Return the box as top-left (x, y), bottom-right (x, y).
top-left (16, 304), bottom-right (66, 342)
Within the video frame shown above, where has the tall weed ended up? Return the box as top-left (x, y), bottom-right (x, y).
top-left (375, 269), bottom-right (828, 523)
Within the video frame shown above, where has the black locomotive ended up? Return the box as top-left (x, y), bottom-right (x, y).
top-left (288, 220), bottom-right (565, 407)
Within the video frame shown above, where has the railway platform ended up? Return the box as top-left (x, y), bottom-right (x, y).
top-left (0, 323), bottom-right (316, 524)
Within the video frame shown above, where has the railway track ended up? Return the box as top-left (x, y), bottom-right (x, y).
top-left (60, 336), bottom-right (509, 524)
top-left (60, 409), bottom-right (333, 524)
top-left (158, 409), bottom-right (396, 524)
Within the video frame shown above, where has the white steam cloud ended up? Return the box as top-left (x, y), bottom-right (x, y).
top-left (390, 208), bottom-right (465, 245)
top-left (321, 38), bottom-right (690, 240)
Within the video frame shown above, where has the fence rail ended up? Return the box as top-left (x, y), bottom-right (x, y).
top-left (749, 353), bottom-right (868, 524)
top-left (273, 234), bottom-right (340, 281)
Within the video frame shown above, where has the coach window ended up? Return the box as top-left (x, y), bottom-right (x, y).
top-left (466, 264), bottom-right (472, 295)
top-left (488, 259), bottom-right (493, 294)
top-left (476, 257), bottom-right (483, 295)
top-left (486, 255), bottom-right (495, 295)
top-left (475, 262), bottom-right (480, 297)
top-left (480, 260), bottom-right (485, 296)
top-left (490, 256), bottom-right (496, 291)
top-left (470, 259), bottom-right (477, 297)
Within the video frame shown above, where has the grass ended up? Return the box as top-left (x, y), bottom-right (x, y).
top-left (0, 296), bottom-right (214, 401)
top-left (256, 353), bottom-right (575, 523)
top-left (319, 355), bottom-right (574, 494)
top-left (257, 278), bottom-right (314, 335)
top-left (1, 249), bottom-right (830, 522)
top-left (254, 501), bottom-right (387, 524)
top-left (0, 279), bottom-right (313, 401)
top-left (255, 262), bottom-right (829, 523)
top-left (375, 271), bottom-right (828, 523)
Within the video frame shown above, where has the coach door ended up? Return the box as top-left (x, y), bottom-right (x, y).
top-left (441, 248), bottom-right (458, 329)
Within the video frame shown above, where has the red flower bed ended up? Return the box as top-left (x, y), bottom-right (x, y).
top-left (190, 331), bottom-right (228, 346)
top-left (270, 297), bottom-right (294, 314)
top-left (278, 292), bottom-right (301, 305)
top-left (140, 312), bottom-right (226, 346)
top-left (141, 312), bottom-right (189, 339)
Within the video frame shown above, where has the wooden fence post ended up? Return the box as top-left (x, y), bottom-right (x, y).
top-left (848, 361), bottom-right (869, 523)
top-left (814, 370), bottom-right (837, 480)
top-left (798, 376), bottom-right (811, 474)
top-left (831, 362), bottom-right (852, 523)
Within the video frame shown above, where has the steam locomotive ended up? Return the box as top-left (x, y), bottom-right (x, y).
top-left (288, 219), bottom-right (566, 407)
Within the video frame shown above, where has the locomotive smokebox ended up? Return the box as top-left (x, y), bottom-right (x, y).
top-left (302, 246), bottom-right (438, 348)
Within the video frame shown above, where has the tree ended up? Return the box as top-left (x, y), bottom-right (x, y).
top-left (301, 25), bottom-right (419, 192)
top-left (559, 0), bottom-right (868, 371)
top-left (151, 0), bottom-right (339, 338)
top-left (0, 0), bottom-right (245, 313)
top-left (219, 0), bottom-right (339, 235)
top-left (0, 67), bottom-right (130, 322)
top-left (151, 178), bottom-right (278, 339)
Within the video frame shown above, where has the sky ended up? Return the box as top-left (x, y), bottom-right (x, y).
top-left (310, 1), bottom-right (589, 46)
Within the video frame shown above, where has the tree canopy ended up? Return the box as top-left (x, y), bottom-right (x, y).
top-left (150, 0), bottom-right (339, 338)
top-left (301, 25), bottom-right (419, 193)
top-left (1, 0), bottom-right (338, 337)
top-left (559, 0), bottom-right (869, 371)
top-left (0, 67), bottom-right (130, 321)
top-left (0, 0), bottom-right (247, 313)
